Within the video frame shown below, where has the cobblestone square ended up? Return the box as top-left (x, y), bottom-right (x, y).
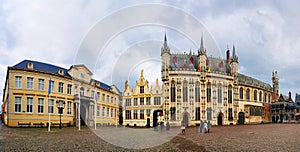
top-left (0, 123), bottom-right (299, 151)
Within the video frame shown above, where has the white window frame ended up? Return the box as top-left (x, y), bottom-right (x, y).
top-left (50, 80), bottom-right (55, 92)
top-left (67, 101), bottom-right (72, 115)
top-left (48, 99), bottom-right (54, 114)
top-left (97, 105), bottom-right (100, 117)
top-left (15, 76), bottom-right (22, 89)
top-left (14, 96), bottom-right (22, 113)
top-left (38, 78), bottom-right (45, 91)
top-left (58, 82), bottom-right (64, 93)
top-left (26, 97), bottom-right (34, 113)
top-left (27, 77), bottom-right (34, 89)
top-left (67, 84), bottom-right (72, 94)
top-left (38, 98), bottom-right (44, 113)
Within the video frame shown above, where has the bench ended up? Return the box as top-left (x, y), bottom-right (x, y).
top-left (18, 122), bottom-right (31, 127)
top-left (51, 122), bottom-right (71, 127)
top-left (33, 122), bottom-right (44, 127)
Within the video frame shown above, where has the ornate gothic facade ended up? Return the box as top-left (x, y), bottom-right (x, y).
top-left (161, 34), bottom-right (278, 126)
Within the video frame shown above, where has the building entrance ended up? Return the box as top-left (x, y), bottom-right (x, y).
top-left (238, 112), bottom-right (245, 125)
top-left (217, 113), bottom-right (223, 125)
top-left (153, 110), bottom-right (163, 127)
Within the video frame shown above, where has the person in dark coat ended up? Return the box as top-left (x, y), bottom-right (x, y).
top-left (166, 121), bottom-right (170, 131)
top-left (207, 121), bottom-right (211, 133)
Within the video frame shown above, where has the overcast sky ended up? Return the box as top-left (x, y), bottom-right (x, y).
top-left (1, 0), bottom-right (300, 106)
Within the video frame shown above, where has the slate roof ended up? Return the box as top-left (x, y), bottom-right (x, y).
top-left (169, 53), bottom-right (230, 73)
top-left (238, 73), bottom-right (272, 91)
top-left (13, 59), bottom-right (70, 77)
top-left (12, 60), bottom-right (121, 93)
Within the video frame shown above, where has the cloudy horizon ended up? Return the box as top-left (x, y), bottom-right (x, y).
top-left (1, 0), bottom-right (300, 105)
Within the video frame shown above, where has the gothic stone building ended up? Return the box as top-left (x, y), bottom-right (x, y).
top-left (161, 34), bottom-right (278, 126)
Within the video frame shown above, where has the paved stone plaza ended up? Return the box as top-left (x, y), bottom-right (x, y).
top-left (0, 122), bottom-right (299, 151)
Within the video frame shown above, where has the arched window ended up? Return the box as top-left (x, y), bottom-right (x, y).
top-left (171, 82), bottom-right (176, 102)
top-left (246, 89), bottom-right (250, 100)
top-left (170, 107), bottom-right (176, 120)
top-left (217, 83), bottom-right (222, 103)
top-left (268, 94), bottom-right (271, 103)
top-left (239, 87), bottom-right (244, 99)
top-left (195, 82), bottom-right (200, 102)
top-left (259, 91), bottom-right (262, 101)
top-left (183, 81), bottom-right (188, 102)
top-left (228, 85), bottom-right (232, 103)
top-left (80, 87), bottom-right (84, 96)
top-left (254, 90), bottom-right (257, 101)
top-left (195, 107), bottom-right (200, 120)
top-left (207, 82), bottom-right (211, 103)
top-left (264, 93), bottom-right (267, 102)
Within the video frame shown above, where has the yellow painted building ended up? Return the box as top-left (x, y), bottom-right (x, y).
top-left (2, 60), bottom-right (120, 127)
top-left (122, 70), bottom-right (163, 127)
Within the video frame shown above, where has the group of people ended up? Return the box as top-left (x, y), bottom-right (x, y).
top-left (181, 120), bottom-right (211, 134)
top-left (199, 120), bottom-right (211, 133)
top-left (154, 121), bottom-right (170, 131)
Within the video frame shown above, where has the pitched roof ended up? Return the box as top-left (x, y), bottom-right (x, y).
top-left (13, 59), bottom-right (70, 77)
top-left (238, 73), bottom-right (272, 91)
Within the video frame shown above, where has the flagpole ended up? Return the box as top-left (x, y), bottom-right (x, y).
top-left (48, 77), bottom-right (52, 132)
top-left (78, 86), bottom-right (81, 131)
top-left (94, 88), bottom-right (97, 130)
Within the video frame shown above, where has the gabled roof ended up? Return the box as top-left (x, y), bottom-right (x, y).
top-left (13, 60), bottom-right (70, 77)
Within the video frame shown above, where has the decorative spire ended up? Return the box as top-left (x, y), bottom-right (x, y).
top-left (231, 44), bottom-right (238, 63)
top-left (198, 35), bottom-right (206, 56)
top-left (161, 32), bottom-right (170, 55)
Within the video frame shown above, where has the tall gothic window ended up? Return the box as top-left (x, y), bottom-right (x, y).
top-left (171, 82), bottom-right (176, 102)
top-left (259, 91), bottom-right (262, 101)
top-left (228, 108), bottom-right (233, 120)
top-left (217, 83), bottom-right (222, 103)
top-left (170, 107), bottom-right (176, 120)
top-left (228, 85), bottom-right (232, 104)
top-left (207, 82), bottom-right (211, 103)
top-left (239, 87), bottom-right (244, 99)
top-left (246, 89), bottom-right (250, 100)
top-left (207, 107), bottom-right (212, 120)
top-left (195, 107), bottom-right (201, 120)
top-left (183, 81), bottom-right (188, 102)
top-left (195, 82), bottom-right (200, 102)
top-left (140, 86), bottom-right (144, 94)
top-left (254, 90), bottom-right (257, 101)
top-left (264, 93), bottom-right (267, 102)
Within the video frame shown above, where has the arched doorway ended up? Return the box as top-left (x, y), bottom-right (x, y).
top-left (272, 116), bottom-right (276, 123)
top-left (182, 112), bottom-right (189, 126)
top-left (80, 104), bottom-right (87, 126)
top-left (238, 112), bottom-right (245, 125)
top-left (146, 118), bottom-right (150, 127)
top-left (118, 107), bottom-right (123, 125)
top-left (217, 113), bottom-right (223, 125)
top-left (153, 110), bottom-right (163, 127)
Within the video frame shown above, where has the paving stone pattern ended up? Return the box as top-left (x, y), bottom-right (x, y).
top-left (0, 121), bottom-right (299, 151)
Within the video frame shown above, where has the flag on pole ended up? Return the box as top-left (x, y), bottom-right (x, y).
top-left (48, 77), bottom-right (52, 97)
top-left (48, 76), bottom-right (52, 132)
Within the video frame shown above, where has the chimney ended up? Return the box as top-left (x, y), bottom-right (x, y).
top-left (226, 50), bottom-right (230, 64)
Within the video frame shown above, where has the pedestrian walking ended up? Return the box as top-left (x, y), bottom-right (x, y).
top-left (203, 120), bottom-right (208, 133)
top-left (200, 120), bottom-right (204, 133)
top-left (181, 123), bottom-right (186, 134)
top-left (166, 121), bottom-right (170, 131)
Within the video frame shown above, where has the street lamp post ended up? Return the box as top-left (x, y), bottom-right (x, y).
top-left (56, 100), bottom-right (65, 129)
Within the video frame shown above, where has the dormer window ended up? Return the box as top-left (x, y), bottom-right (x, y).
top-left (58, 69), bottom-right (64, 75)
top-left (27, 62), bottom-right (34, 69)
